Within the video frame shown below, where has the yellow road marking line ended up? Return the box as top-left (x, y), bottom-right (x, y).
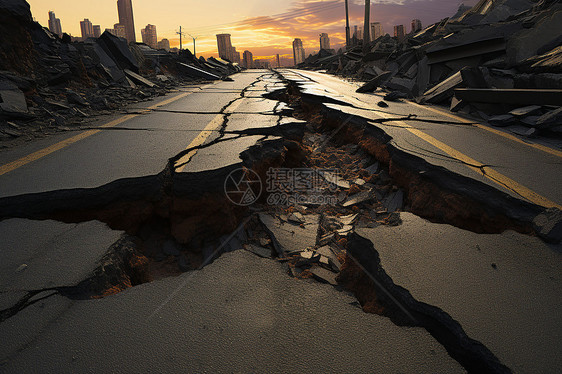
top-left (0, 91), bottom-right (192, 177)
top-left (175, 98), bottom-right (245, 172)
top-left (410, 102), bottom-right (562, 159)
top-left (373, 109), bottom-right (562, 209)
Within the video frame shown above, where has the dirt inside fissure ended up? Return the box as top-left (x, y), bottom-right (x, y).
top-left (2, 78), bottom-right (537, 373)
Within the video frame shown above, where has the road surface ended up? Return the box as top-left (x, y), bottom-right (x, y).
top-left (0, 69), bottom-right (560, 373)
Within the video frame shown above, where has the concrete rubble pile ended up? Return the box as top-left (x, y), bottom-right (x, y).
top-left (300, 0), bottom-right (562, 137)
top-left (0, 0), bottom-right (241, 142)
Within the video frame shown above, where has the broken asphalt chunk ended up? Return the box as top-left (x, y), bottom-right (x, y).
top-left (245, 244), bottom-right (273, 259)
top-left (258, 213), bottom-right (319, 256)
top-left (310, 267), bottom-right (338, 286)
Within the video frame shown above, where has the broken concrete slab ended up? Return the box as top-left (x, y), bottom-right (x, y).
top-left (244, 244), bottom-right (272, 258)
top-left (310, 266), bottom-right (338, 286)
top-left (509, 105), bottom-right (542, 117)
top-left (320, 170), bottom-right (350, 189)
top-left (421, 67), bottom-right (486, 104)
top-left (0, 80), bottom-right (27, 117)
top-left (535, 107), bottom-right (562, 130)
top-left (124, 69), bottom-right (156, 88)
top-left (259, 213), bottom-right (319, 256)
top-left (97, 31), bottom-right (139, 72)
top-left (177, 62), bottom-right (221, 81)
top-left (382, 190), bottom-right (404, 213)
top-left (356, 71), bottom-right (393, 93)
top-left (343, 189), bottom-right (374, 207)
top-left (0, 250), bottom-right (464, 373)
top-left (356, 213), bottom-right (562, 374)
top-left (454, 88), bottom-right (562, 106)
top-left (0, 219), bottom-right (123, 292)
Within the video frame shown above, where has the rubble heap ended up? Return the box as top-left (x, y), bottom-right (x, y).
top-left (0, 0), bottom-right (241, 143)
top-left (300, 0), bottom-right (562, 137)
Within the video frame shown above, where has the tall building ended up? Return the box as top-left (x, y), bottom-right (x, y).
top-left (93, 25), bottom-right (101, 38)
top-left (117, 0), bottom-right (136, 43)
top-left (394, 25), bottom-right (405, 41)
top-left (243, 50), bottom-right (254, 69)
top-left (141, 24), bottom-right (157, 48)
top-left (80, 19), bottom-right (94, 39)
top-left (371, 22), bottom-right (384, 41)
top-left (157, 39), bottom-right (170, 51)
top-left (216, 34), bottom-right (233, 61)
top-left (48, 11), bottom-right (62, 37)
top-left (319, 33), bottom-right (330, 50)
top-left (114, 23), bottom-right (127, 39)
top-left (232, 48), bottom-right (241, 64)
top-left (292, 38), bottom-right (305, 66)
top-left (411, 19), bottom-right (422, 33)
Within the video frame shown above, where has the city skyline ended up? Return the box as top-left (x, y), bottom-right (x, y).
top-left (29, 0), bottom-right (476, 62)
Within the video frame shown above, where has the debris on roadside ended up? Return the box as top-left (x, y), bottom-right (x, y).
top-left (297, 0), bottom-right (562, 138)
top-left (0, 0), bottom-right (242, 145)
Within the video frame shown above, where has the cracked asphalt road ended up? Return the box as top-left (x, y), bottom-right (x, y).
top-left (0, 70), bottom-right (283, 198)
top-left (280, 69), bottom-right (562, 209)
top-left (0, 69), bottom-right (561, 373)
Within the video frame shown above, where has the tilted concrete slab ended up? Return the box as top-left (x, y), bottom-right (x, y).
top-left (0, 251), bottom-right (464, 373)
top-left (0, 219), bottom-right (123, 291)
top-left (356, 213), bottom-right (562, 373)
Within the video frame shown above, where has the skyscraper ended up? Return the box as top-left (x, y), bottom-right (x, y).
top-left (80, 19), bottom-right (94, 39)
top-left (216, 34), bottom-right (233, 61)
top-left (93, 25), bottom-right (101, 38)
top-left (48, 11), bottom-right (62, 37)
top-left (319, 33), bottom-right (330, 50)
top-left (292, 38), bottom-right (305, 66)
top-left (394, 25), bottom-right (405, 41)
top-left (117, 0), bottom-right (136, 43)
top-left (371, 22), bottom-right (384, 41)
top-left (243, 50), bottom-right (254, 69)
top-left (411, 19), bottom-right (422, 33)
top-left (141, 24), bottom-right (157, 48)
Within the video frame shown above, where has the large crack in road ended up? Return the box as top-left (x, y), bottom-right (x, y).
top-left (1, 71), bottom-right (560, 373)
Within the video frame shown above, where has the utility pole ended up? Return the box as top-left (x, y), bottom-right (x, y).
top-left (188, 33), bottom-right (198, 58)
top-left (363, 0), bottom-right (370, 55)
top-left (176, 26), bottom-right (185, 50)
top-left (345, 0), bottom-right (351, 49)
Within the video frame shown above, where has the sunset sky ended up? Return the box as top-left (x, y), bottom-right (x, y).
top-left (28, 0), bottom-right (475, 63)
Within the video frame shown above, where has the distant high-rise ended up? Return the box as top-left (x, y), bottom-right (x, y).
top-left (371, 22), bottom-right (384, 41)
top-left (117, 0), bottom-right (136, 43)
top-left (232, 48), bottom-right (241, 64)
top-left (319, 33), bottom-right (330, 50)
top-left (141, 24), bottom-right (157, 48)
top-left (157, 39), bottom-right (170, 51)
top-left (48, 11), bottom-right (62, 37)
top-left (411, 19), bottom-right (422, 33)
top-left (353, 26), bottom-right (363, 40)
top-left (80, 19), bottom-right (94, 39)
top-left (93, 25), bottom-right (101, 38)
top-left (394, 25), bottom-right (405, 41)
top-left (216, 34), bottom-right (233, 61)
top-left (276, 54), bottom-right (281, 68)
top-left (113, 23), bottom-right (127, 39)
top-left (243, 50), bottom-right (254, 69)
top-left (292, 38), bottom-right (305, 66)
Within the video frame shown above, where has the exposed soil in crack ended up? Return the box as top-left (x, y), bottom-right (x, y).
top-left (1, 71), bottom-right (541, 373)
top-left (268, 77), bottom-right (543, 236)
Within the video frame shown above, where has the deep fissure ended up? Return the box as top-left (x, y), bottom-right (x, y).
top-left (2, 73), bottom-right (553, 373)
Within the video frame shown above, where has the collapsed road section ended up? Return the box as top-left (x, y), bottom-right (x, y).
top-left (0, 69), bottom-right (561, 373)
